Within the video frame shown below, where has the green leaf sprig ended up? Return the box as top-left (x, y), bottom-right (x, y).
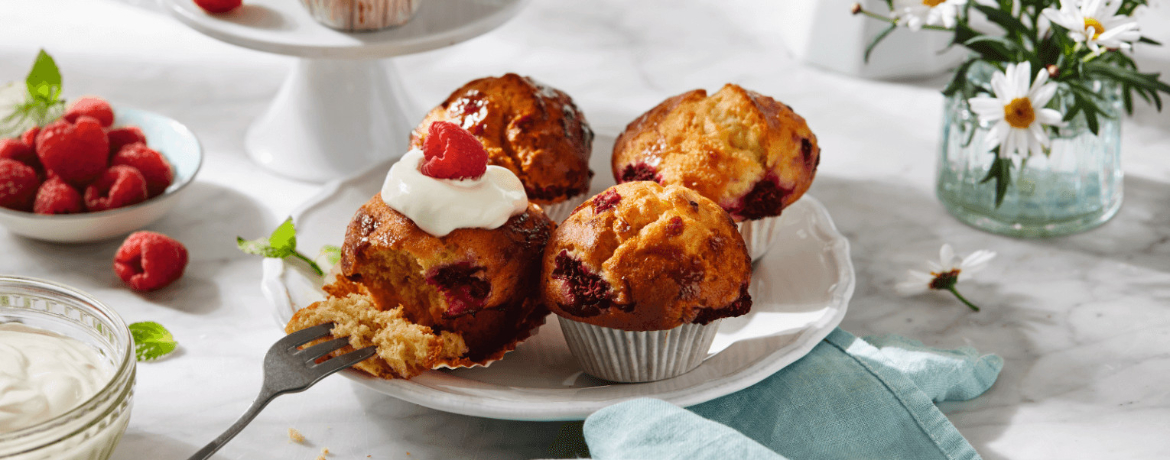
top-left (237, 217), bottom-right (325, 276)
top-left (129, 321), bottom-right (178, 362)
top-left (0, 50), bottom-right (66, 138)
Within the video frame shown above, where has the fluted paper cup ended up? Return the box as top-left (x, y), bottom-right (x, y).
top-left (539, 192), bottom-right (588, 224)
top-left (737, 214), bottom-right (781, 262)
top-left (299, 0), bottom-right (420, 32)
top-left (557, 316), bottom-right (721, 383)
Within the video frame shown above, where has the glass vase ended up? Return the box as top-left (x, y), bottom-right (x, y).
top-left (936, 62), bottom-right (1123, 238)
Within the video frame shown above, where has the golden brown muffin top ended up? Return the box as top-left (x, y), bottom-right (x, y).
top-left (612, 83), bottom-right (819, 221)
top-left (412, 73), bottom-right (594, 205)
top-left (542, 182), bottom-right (752, 331)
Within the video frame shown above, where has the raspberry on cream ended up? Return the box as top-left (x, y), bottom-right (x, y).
top-left (380, 149), bottom-right (527, 237)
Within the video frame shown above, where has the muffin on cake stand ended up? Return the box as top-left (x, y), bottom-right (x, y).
top-left (163, 0), bottom-right (528, 182)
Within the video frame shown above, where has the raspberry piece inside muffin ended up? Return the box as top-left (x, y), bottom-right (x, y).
top-left (591, 189), bottom-right (621, 213)
top-left (692, 283), bottom-right (753, 325)
top-left (728, 174), bottom-right (791, 221)
top-left (425, 262), bottom-right (492, 317)
top-left (550, 250), bottom-right (613, 317)
top-left (420, 121), bottom-right (488, 180)
top-left (618, 162), bottom-right (660, 184)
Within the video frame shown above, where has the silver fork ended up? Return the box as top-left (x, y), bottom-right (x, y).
top-left (187, 323), bottom-right (376, 460)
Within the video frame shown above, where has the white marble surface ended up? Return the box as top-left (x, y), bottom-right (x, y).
top-left (1, 0), bottom-right (1169, 458)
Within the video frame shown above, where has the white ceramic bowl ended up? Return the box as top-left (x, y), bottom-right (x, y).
top-left (0, 107), bottom-right (202, 243)
top-left (0, 276), bottom-right (135, 460)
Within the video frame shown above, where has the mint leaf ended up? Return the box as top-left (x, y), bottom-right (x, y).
top-left (236, 217), bottom-right (324, 276)
top-left (236, 236), bottom-right (294, 258)
top-left (320, 245), bottom-right (342, 266)
top-left (268, 217), bottom-right (297, 253)
top-left (26, 50), bottom-right (62, 105)
top-left (129, 321), bottom-right (177, 362)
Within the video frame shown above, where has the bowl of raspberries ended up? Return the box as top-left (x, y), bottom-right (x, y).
top-left (0, 96), bottom-right (202, 243)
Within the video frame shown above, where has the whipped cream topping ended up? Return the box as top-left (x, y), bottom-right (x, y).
top-left (0, 323), bottom-right (112, 434)
top-left (381, 149), bottom-right (528, 237)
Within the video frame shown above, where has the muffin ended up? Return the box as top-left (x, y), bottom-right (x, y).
top-left (542, 181), bottom-right (752, 382)
top-left (612, 83), bottom-right (820, 260)
top-left (286, 122), bottom-right (555, 378)
top-left (299, 0), bottom-right (420, 32)
top-left (412, 74), bottom-right (594, 221)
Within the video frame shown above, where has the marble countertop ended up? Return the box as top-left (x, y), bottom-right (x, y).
top-left (2, 0), bottom-right (1169, 458)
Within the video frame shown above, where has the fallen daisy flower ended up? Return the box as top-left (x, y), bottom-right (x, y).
top-left (896, 244), bottom-right (996, 311)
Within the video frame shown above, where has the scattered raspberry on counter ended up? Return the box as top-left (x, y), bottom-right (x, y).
top-left (33, 176), bottom-right (83, 215)
top-left (106, 126), bottom-right (146, 156)
top-left (114, 231), bottom-right (188, 291)
top-left (112, 143), bottom-right (174, 198)
top-left (194, 0), bottom-right (242, 14)
top-left (36, 116), bottom-right (109, 188)
top-left (84, 165), bottom-right (148, 212)
top-left (0, 159), bottom-right (41, 211)
top-left (419, 121), bottom-right (488, 180)
top-left (63, 97), bottom-right (115, 128)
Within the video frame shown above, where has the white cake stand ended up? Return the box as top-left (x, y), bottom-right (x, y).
top-left (164, 0), bottom-right (528, 182)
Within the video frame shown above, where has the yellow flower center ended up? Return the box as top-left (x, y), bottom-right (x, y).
top-left (922, 0), bottom-right (946, 6)
top-left (1084, 18), bottom-right (1105, 40)
top-left (1004, 98), bottom-right (1035, 129)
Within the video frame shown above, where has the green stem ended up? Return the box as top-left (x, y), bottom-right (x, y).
top-left (856, 7), bottom-right (950, 31)
top-left (291, 251), bottom-right (324, 276)
top-left (947, 286), bottom-right (981, 312)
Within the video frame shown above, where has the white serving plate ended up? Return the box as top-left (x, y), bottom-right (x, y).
top-left (261, 158), bottom-right (854, 421)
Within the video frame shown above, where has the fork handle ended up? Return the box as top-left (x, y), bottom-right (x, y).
top-left (187, 389), bottom-right (277, 460)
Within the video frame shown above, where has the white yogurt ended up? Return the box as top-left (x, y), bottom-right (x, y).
top-left (0, 323), bottom-right (112, 434)
top-left (381, 149), bottom-right (528, 237)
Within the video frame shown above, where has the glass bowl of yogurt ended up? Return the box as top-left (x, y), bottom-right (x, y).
top-left (0, 276), bottom-right (135, 460)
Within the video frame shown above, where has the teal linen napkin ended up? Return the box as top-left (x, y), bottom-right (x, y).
top-left (578, 328), bottom-right (1003, 460)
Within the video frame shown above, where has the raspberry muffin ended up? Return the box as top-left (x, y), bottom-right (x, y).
top-left (612, 83), bottom-right (820, 260)
top-left (542, 181), bottom-right (752, 382)
top-left (412, 73), bottom-right (594, 222)
top-left (286, 122), bottom-right (555, 379)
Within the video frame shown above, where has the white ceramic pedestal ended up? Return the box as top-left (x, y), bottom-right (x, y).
top-left (164, 0), bottom-right (527, 182)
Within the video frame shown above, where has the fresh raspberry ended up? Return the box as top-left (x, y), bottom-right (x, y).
top-left (84, 165), bottom-right (147, 212)
top-left (20, 127), bottom-right (39, 150)
top-left (33, 176), bottom-right (83, 215)
top-left (0, 159), bottom-right (40, 211)
top-left (106, 126), bottom-right (146, 156)
top-left (193, 0), bottom-right (242, 14)
top-left (36, 117), bottom-right (109, 188)
top-left (111, 143), bottom-right (173, 198)
top-left (63, 97), bottom-right (115, 128)
top-left (114, 231), bottom-right (188, 291)
top-left (419, 121), bottom-right (488, 180)
top-left (0, 139), bottom-right (38, 169)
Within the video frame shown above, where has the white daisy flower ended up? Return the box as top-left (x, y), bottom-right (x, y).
top-left (1042, 0), bottom-right (1141, 53)
top-left (893, 0), bottom-right (968, 31)
top-left (896, 244), bottom-right (996, 311)
top-left (968, 62), bottom-right (1066, 161)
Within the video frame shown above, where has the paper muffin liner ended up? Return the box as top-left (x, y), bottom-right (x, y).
top-left (299, 0), bottom-right (420, 32)
top-left (539, 192), bottom-right (588, 224)
top-left (737, 214), bottom-right (782, 262)
top-left (557, 316), bottom-right (721, 383)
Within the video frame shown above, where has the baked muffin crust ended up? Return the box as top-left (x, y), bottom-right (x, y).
top-left (542, 182), bottom-right (752, 331)
top-left (412, 74), bottom-right (594, 204)
top-left (612, 83), bottom-right (819, 220)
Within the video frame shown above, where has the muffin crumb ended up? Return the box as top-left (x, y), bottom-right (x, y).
top-left (288, 428), bottom-right (305, 444)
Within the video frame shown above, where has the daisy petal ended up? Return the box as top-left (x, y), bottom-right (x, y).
top-left (939, 244), bottom-right (955, 268)
top-left (961, 250), bottom-right (997, 274)
top-left (1030, 82), bottom-right (1058, 108)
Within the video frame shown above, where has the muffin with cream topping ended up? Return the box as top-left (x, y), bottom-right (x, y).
top-left (542, 181), bottom-right (752, 382)
top-left (286, 122), bottom-right (554, 378)
top-left (412, 74), bottom-right (594, 222)
top-left (612, 83), bottom-right (820, 260)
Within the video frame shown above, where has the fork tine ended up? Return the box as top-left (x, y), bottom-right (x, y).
top-left (296, 337), bottom-right (351, 362)
top-left (276, 322), bottom-right (335, 351)
top-left (311, 346), bottom-right (377, 376)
